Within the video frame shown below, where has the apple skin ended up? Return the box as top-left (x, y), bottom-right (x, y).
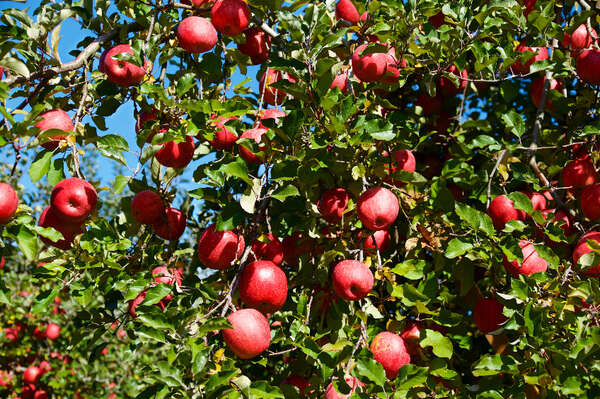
top-left (99, 44), bottom-right (148, 86)
top-left (562, 155), bottom-right (597, 188)
top-left (381, 47), bottom-right (405, 84)
top-left (222, 308), bottom-right (271, 359)
top-left (210, 0), bottom-right (250, 36)
top-left (208, 115), bottom-right (238, 150)
top-left (0, 183), bottom-right (18, 224)
top-left (581, 183), bottom-right (600, 221)
top-left (438, 65), bottom-right (468, 96)
top-left (512, 44), bottom-right (548, 74)
top-left (280, 375), bottom-right (310, 398)
top-left (539, 208), bottom-right (572, 243)
top-left (251, 233), bottom-right (284, 265)
top-left (155, 135), bottom-right (195, 169)
top-left (131, 190), bottom-right (165, 225)
top-left (502, 240), bottom-right (548, 277)
top-left (370, 331), bottom-right (411, 379)
top-left (386, 149), bottom-right (416, 185)
top-left (197, 223), bottom-right (245, 270)
top-left (570, 24), bottom-right (597, 50)
top-left (0, 370), bottom-right (12, 388)
top-left (531, 76), bottom-right (563, 109)
top-left (38, 206), bottom-right (83, 250)
top-left (177, 16), bottom-right (217, 54)
top-left (487, 195), bottom-right (525, 231)
top-left (238, 27), bottom-right (271, 64)
top-left (473, 298), bottom-right (507, 334)
top-left (572, 231), bottom-right (600, 276)
top-left (34, 390), bottom-right (48, 399)
top-left (318, 188), bottom-right (350, 224)
top-left (357, 187), bottom-right (399, 231)
top-left (335, 0), bottom-right (360, 25)
top-left (324, 376), bottom-right (364, 399)
top-left (4, 327), bottom-right (19, 343)
top-left (238, 128), bottom-right (267, 164)
top-left (416, 94), bottom-right (443, 115)
top-left (129, 289), bottom-right (147, 318)
top-left (526, 191), bottom-right (547, 212)
top-left (259, 69), bottom-right (296, 106)
top-left (35, 109), bottom-right (73, 151)
top-left (577, 50), bottom-right (600, 85)
top-left (258, 108), bottom-right (287, 129)
top-left (152, 266), bottom-right (182, 306)
top-left (330, 71), bottom-right (349, 92)
top-left (332, 260), bottom-right (374, 301)
top-left (153, 208), bottom-right (186, 241)
top-left (50, 177), bottom-right (98, 223)
top-left (359, 230), bottom-right (391, 254)
top-left (351, 43), bottom-right (387, 82)
top-left (399, 322), bottom-right (422, 356)
top-left (45, 323), bottom-right (61, 340)
top-left (238, 260), bottom-right (288, 314)
top-left (281, 232), bottom-right (314, 267)
top-left (23, 366), bottom-right (41, 384)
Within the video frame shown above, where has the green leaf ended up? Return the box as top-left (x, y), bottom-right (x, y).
top-left (114, 175), bottom-right (129, 194)
top-left (29, 151), bottom-right (53, 182)
top-left (445, 238), bottom-right (473, 259)
top-left (219, 161), bottom-right (252, 185)
top-left (507, 191), bottom-right (533, 215)
top-left (32, 287), bottom-right (59, 314)
top-left (195, 317), bottom-right (232, 337)
top-left (420, 329), bottom-right (453, 359)
top-left (356, 357), bottom-right (386, 386)
top-left (455, 203), bottom-right (495, 236)
top-left (17, 225), bottom-right (37, 260)
top-left (142, 284), bottom-right (173, 306)
top-left (271, 184), bottom-right (299, 202)
top-left (176, 72), bottom-right (197, 97)
top-left (138, 309), bottom-right (175, 330)
top-left (502, 110), bottom-right (525, 137)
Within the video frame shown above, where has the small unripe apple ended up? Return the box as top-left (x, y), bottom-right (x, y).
top-left (502, 240), bottom-right (548, 277)
top-left (23, 366), bottom-right (41, 384)
top-left (473, 298), bottom-right (507, 334)
top-left (238, 260), bottom-right (288, 314)
top-left (259, 69), bottom-right (296, 106)
top-left (238, 128), bottom-right (267, 164)
top-left (207, 115), bottom-right (238, 150)
top-left (487, 195), bottom-right (525, 231)
top-left (512, 43), bottom-right (548, 74)
top-left (415, 94), bottom-right (443, 115)
top-left (153, 208), bottom-right (186, 241)
top-left (351, 43), bottom-right (387, 82)
top-left (281, 232), bottom-right (314, 267)
top-left (155, 135), bottom-right (195, 169)
top-left (530, 76), bottom-right (563, 109)
top-left (131, 190), bottom-right (165, 225)
top-left (581, 183), bottom-right (600, 221)
top-left (99, 44), bottom-right (149, 86)
top-left (0, 183), bottom-right (18, 224)
top-left (357, 187), bottom-right (399, 230)
top-left (577, 50), bottom-right (600, 85)
top-left (38, 206), bottom-right (83, 250)
top-left (324, 376), bottom-right (364, 399)
top-left (562, 155), bottom-right (597, 188)
top-left (370, 331), bottom-right (410, 379)
top-left (280, 375), bottom-right (310, 398)
top-left (210, 0), bottom-right (250, 36)
top-left (570, 24), bottom-right (597, 50)
top-left (251, 233), bottom-right (284, 265)
top-left (197, 223), bottom-right (245, 270)
top-left (35, 109), bottom-right (73, 151)
top-left (45, 323), bottom-right (61, 340)
top-left (50, 177), bottom-right (98, 223)
top-left (238, 27), bottom-right (271, 64)
top-left (335, 0), bottom-right (360, 25)
top-left (359, 230), bottom-right (391, 254)
top-left (438, 65), bottom-right (468, 96)
top-left (332, 260), bottom-right (374, 301)
top-left (222, 308), bottom-right (271, 359)
top-left (177, 16), bottom-right (217, 54)
top-left (572, 231), bottom-right (600, 275)
top-left (318, 188), bottom-right (350, 224)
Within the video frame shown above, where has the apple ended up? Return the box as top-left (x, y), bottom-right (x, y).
top-left (39, 361), bottom-right (51, 375)
top-left (530, 76), bottom-right (563, 110)
top-left (562, 155), bottom-right (597, 188)
top-left (399, 322), bottom-right (422, 356)
top-left (131, 190), bottom-right (165, 225)
top-left (177, 16), bottom-right (217, 53)
top-left (512, 43), bottom-right (549, 75)
top-left (351, 43), bottom-right (387, 82)
top-left (520, 0), bottom-right (536, 16)
top-left (153, 208), bottom-right (186, 240)
top-left (0, 256), bottom-right (4, 269)
top-left (238, 128), bottom-right (267, 164)
top-left (222, 308), bottom-right (271, 359)
top-left (357, 187), bottom-right (399, 230)
top-left (473, 298), bottom-right (507, 334)
top-left (415, 94), bottom-right (443, 115)
top-left (577, 50), bottom-right (600, 85)
top-left (210, 0), bottom-right (250, 36)
top-left (33, 325), bottom-right (46, 340)
top-left (386, 149), bottom-right (416, 185)
top-left (23, 366), bottom-right (41, 384)
top-left (381, 47), bottom-right (405, 84)
top-left (207, 115), bottom-right (238, 150)
top-left (429, 12), bottom-right (447, 28)
top-left (238, 27), bottom-right (271, 64)
top-left (370, 331), bottom-right (410, 379)
top-left (197, 223), bottom-right (245, 269)
top-left (22, 384), bottom-right (37, 399)
top-left (324, 376), bottom-right (364, 399)
top-left (35, 109), bottom-right (74, 151)
top-left (487, 195), bottom-right (525, 231)
top-left (152, 266), bottom-right (182, 307)
top-left (572, 231), bottom-right (600, 275)
top-left (99, 44), bottom-right (148, 86)
top-left (251, 233), bottom-right (284, 265)
top-left (0, 370), bottom-right (12, 387)
top-left (4, 327), bottom-right (19, 343)
top-left (280, 376), bottom-right (310, 398)
top-left (526, 191), bottom-right (547, 212)
top-left (128, 289), bottom-right (147, 318)
top-left (330, 70), bottom-right (349, 92)
top-left (38, 206), bottom-right (83, 250)
top-left (502, 240), bottom-right (548, 277)
top-left (34, 390), bottom-right (48, 399)
top-left (189, 0), bottom-right (215, 5)
top-left (332, 260), bottom-right (374, 300)
top-left (259, 69), bottom-right (296, 106)
top-left (581, 183), bottom-right (600, 220)
top-left (570, 24), bottom-right (597, 50)
top-left (238, 260), bottom-right (288, 313)
top-left (281, 232), bottom-right (314, 267)
top-left (540, 208), bottom-right (572, 242)
top-left (359, 230), bottom-right (391, 254)
top-left (318, 188), bottom-right (350, 224)
top-left (438, 65), bottom-right (468, 96)
top-left (155, 135), bottom-right (195, 169)
top-left (50, 177), bottom-right (98, 223)
top-left (0, 183), bottom-right (18, 224)
top-left (335, 0), bottom-right (360, 25)
top-left (258, 108), bottom-right (286, 129)
top-left (45, 323), bottom-right (60, 340)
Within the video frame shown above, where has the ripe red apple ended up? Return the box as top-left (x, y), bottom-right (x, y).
top-left (526, 191), bottom-right (547, 212)
top-left (129, 289), bottom-right (147, 318)
top-left (153, 208), bottom-right (186, 240)
top-left (530, 76), bottom-right (563, 109)
top-left (562, 155), bottom-right (597, 188)
top-left (357, 187), bottom-right (399, 230)
top-left (38, 206), bottom-right (83, 250)
top-left (222, 308), bottom-right (271, 359)
top-left (99, 44), bottom-right (148, 86)
top-left (131, 190), bottom-right (165, 225)
top-left (325, 376), bottom-right (364, 399)
top-left (135, 109), bottom-right (162, 143)
top-left (207, 115), bottom-right (238, 150)
top-left (415, 94), bottom-right (443, 115)
top-left (0, 183), bottom-right (18, 224)
top-left (238, 128), bottom-right (267, 164)
top-left (581, 183), bottom-right (600, 221)
top-left (438, 65), bottom-right (468, 96)
top-left (330, 70), bottom-right (349, 92)
top-left (23, 366), bottom-right (41, 384)
top-left (45, 323), bottom-right (60, 340)
top-left (573, 231), bottom-right (600, 275)
top-left (318, 188), bottom-right (350, 224)
top-left (35, 109), bottom-right (74, 151)
top-left (4, 327), bottom-right (19, 343)
top-left (335, 0), bottom-right (360, 25)
top-left (34, 390), bottom-right (48, 399)
top-left (251, 233), bottom-right (284, 265)
top-left (33, 325), bottom-right (46, 340)
top-left (359, 230), bottom-right (391, 254)
top-left (210, 0), bottom-right (250, 36)
top-left (258, 108), bottom-right (286, 129)
top-left (155, 135), bottom-right (195, 169)
top-left (50, 177), bottom-right (98, 223)
top-left (370, 331), bottom-right (410, 379)
top-left (280, 376), bottom-right (310, 398)
top-left (0, 370), bottom-right (12, 387)
top-left (386, 149), bottom-right (416, 185)
top-left (399, 322), bottom-right (422, 356)
top-left (332, 260), bottom-right (374, 300)
top-left (0, 256), bottom-right (4, 269)
top-left (259, 69), bottom-right (296, 106)
top-left (197, 223), bottom-right (245, 269)
top-left (238, 260), bottom-right (288, 314)
top-left (502, 240), bottom-right (548, 277)
top-left (351, 43), bottom-right (387, 82)
top-left (152, 266), bottom-right (182, 307)
top-left (281, 232), bottom-right (314, 267)
top-left (39, 360), bottom-right (51, 375)
top-left (22, 383), bottom-right (37, 399)
top-left (577, 50), bottom-right (600, 85)
top-left (238, 27), bottom-right (271, 64)
top-left (540, 208), bottom-right (572, 243)
top-left (512, 43), bottom-right (548, 75)
top-left (177, 16), bottom-right (217, 53)
top-left (381, 47), bottom-right (405, 84)
top-left (570, 24), bottom-right (597, 50)
top-left (473, 298), bottom-right (507, 334)
top-left (487, 195), bottom-right (526, 231)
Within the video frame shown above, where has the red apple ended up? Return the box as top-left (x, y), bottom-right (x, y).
top-left (415, 94), bottom-right (443, 115)
top-left (177, 16), bottom-right (217, 53)
top-left (581, 183), bottom-right (600, 221)
top-left (335, 0), bottom-right (360, 25)
top-left (22, 384), bottom-right (37, 399)
top-left (512, 43), bottom-right (548, 75)
top-left (570, 24), bottom-right (597, 50)
top-left (540, 208), bottom-right (572, 243)
top-left (562, 155), bottom-right (597, 188)
top-left (35, 109), bottom-right (73, 151)
top-left (39, 360), bottom-right (51, 375)
top-left (351, 43), bottom-right (387, 82)
top-left (325, 376), bottom-right (364, 399)
top-left (33, 325), bottom-right (46, 340)
top-left (429, 12), bottom-right (447, 28)
top-left (238, 260), bottom-right (288, 314)
top-left (45, 323), bottom-right (60, 340)
top-left (50, 177), bottom-right (98, 223)
top-left (573, 231), bottom-right (600, 275)
top-left (251, 233), bottom-right (284, 265)
top-left (280, 376), bottom-right (310, 398)
top-left (135, 110), bottom-right (160, 143)
top-left (207, 115), bottom-right (238, 150)
top-left (438, 65), bottom-right (468, 96)
top-left (238, 27), bottom-right (271, 64)
top-left (381, 47), bottom-right (405, 84)
top-left (357, 187), bottom-right (399, 230)
top-left (259, 69), bottom-right (296, 106)
top-left (222, 308), bottom-right (271, 359)
top-left (23, 366), bottom-right (41, 384)
top-left (258, 108), bottom-right (287, 128)
top-left (0, 256), bottom-right (4, 269)
top-left (129, 289), bottom-right (147, 318)
top-left (359, 230), bottom-right (391, 254)
top-left (487, 195), bottom-right (526, 231)
top-left (399, 322), bottom-right (422, 356)
top-left (318, 188), bottom-right (350, 224)
top-left (502, 240), bottom-right (548, 277)
top-left (210, 0), bottom-right (250, 36)
top-left (152, 266), bottom-right (183, 287)
top-left (155, 135), bottom-right (195, 169)
top-left (577, 50), bottom-right (600, 85)
top-left (197, 223), bottom-right (245, 270)
top-left (330, 70), bottom-right (349, 92)
top-left (0, 183), bottom-right (18, 224)
top-left (99, 44), bottom-right (148, 86)
top-left (370, 331), bottom-right (411, 379)
top-left (38, 206), bottom-right (83, 250)
top-left (473, 297), bottom-right (507, 334)
top-left (530, 76), bottom-right (563, 109)
top-left (386, 149), bottom-right (416, 185)
top-left (34, 390), bottom-right (48, 399)
top-left (4, 327), bottom-right (19, 343)
top-left (0, 370), bottom-right (12, 387)
top-left (131, 190), bottom-right (165, 225)
top-left (281, 232), bottom-right (314, 267)
top-left (153, 208), bottom-right (186, 240)
top-left (238, 128), bottom-right (267, 164)
top-left (332, 260), bottom-right (374, 300)
top-left (526, 192), bottom-right (547, 212)
top-left (520, 0), bottom-right (536, 16)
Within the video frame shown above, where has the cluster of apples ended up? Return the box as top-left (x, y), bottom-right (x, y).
top-left (128, 266), bottom-right (183, 318)
top-left (130, 189), bottom-right (186, 241)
